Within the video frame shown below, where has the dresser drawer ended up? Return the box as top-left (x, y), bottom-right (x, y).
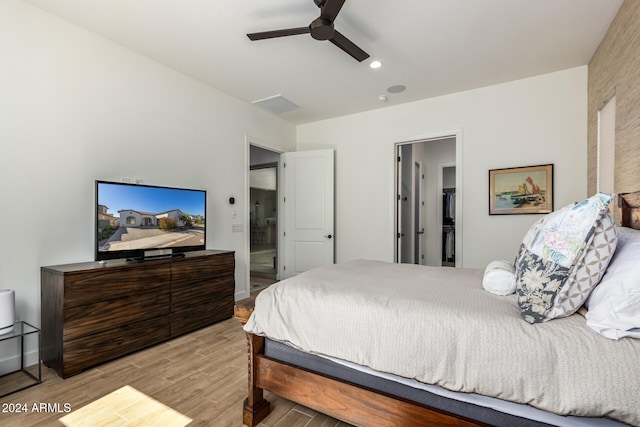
top-left (171, 298), bottom-right (234, 337)
top-left (171, 274), bottom-right (234, 313)
top-left (62, 316), bottom-right (171, 378)
top-left (171, 253), bottom-right (234, 288)
top-left (63, 289), bottom-right (170, 341)
top-left (64, 263), bottom-right (170, 308)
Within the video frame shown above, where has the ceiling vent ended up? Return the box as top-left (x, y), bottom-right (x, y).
top-left (252, 94), bottom-right (300, 114)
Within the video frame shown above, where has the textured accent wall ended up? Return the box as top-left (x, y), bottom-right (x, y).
top-left (588, 0), bottom-right (640, 199)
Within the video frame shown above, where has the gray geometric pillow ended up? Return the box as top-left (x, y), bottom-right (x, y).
top-left (547, 209), bottom-right (617, 319)
top-left (515, 193), bottom-right (617, 323)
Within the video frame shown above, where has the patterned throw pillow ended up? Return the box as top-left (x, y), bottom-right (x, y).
top-left (515, 193), bottom-right (617, 323)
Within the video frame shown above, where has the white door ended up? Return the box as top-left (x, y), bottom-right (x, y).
top-left (397, 144), bottom-right (413, 263)
top-left (281, 150), bottom-right (335, 278)
top-left (414, 161), bottom-right (424, 264)
top-left (281, 149), bottom-right (334, 278)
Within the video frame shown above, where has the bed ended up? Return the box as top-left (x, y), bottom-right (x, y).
top-left (235, 192), bottom-right (640, 427)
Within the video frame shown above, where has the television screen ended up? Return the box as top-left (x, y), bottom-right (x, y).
top-left (96, 180), bottom-right (206, 261)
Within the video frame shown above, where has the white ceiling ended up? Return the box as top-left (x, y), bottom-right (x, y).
top-left (23, 0), bottom-right (623, 125)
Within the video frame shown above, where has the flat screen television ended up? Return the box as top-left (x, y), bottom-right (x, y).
top-left (95, 180), bottom-right (206, 261)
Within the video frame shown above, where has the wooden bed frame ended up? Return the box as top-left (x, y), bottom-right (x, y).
top-left (234, 302), bottom-right (488, 427)
top-left (619, 191), bottom-right (640, 229)
top-left (235, 192), bottom-right (640, 427)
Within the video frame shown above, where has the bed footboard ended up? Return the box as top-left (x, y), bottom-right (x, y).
top-left (243, 332), bottom-right (271, 426)
top-left (253, 354), bottom-right (488, 426)
top-left (234, 300), bottom-right (488, 427)
top-left (235, 301), bottom-right (271, 426)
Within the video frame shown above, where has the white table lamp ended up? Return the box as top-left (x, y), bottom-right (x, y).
top-left (0, 289), bottom-right (15, 335)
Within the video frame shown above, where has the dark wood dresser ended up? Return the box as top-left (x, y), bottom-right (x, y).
top-left (41, 250), bottom-right (234, 378)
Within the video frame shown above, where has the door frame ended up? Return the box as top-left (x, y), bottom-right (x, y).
top-left (393, 129), bottom-right (463, 267)
top-left (249, 161), bottom-right (278, 279)
top-left (245, 136), bottom-right (285, 300)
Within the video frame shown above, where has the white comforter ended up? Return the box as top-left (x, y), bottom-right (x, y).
top-left (244, 260), bottom-right (640, 426)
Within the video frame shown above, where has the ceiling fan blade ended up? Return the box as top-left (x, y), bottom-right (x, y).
top-left (320, 0), bottom-right (346, 22)
top-left (247, 27), bottom-right (310, 41)
top-left (330, 30), bottom-right (369, 62)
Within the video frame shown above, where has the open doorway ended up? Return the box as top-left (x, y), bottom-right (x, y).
top-left (249, 145), bottom-right (279, 292)
top-left (395, 134), bottom-right (461, 267)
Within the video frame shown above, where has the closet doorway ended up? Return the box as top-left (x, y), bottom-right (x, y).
top-left (394, 135), bottom-right (461, 267)
top-left (249, 145), bottom-right (279, 291)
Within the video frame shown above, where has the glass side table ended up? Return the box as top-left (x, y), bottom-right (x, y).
top-left (0, 321), bottom-right (42, 397)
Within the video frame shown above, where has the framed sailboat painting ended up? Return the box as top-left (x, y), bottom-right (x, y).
top-left (489, 164), bottom-right (554, 215)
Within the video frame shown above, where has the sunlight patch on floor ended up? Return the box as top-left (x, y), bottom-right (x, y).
top-left (59, 385), bottom-right (191, 427)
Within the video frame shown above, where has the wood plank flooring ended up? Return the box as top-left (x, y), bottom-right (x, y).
top-left (0, 319), bottom-right (349, 427)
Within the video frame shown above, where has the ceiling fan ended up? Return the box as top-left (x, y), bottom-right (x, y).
top-left (247, 0), bottom-right (369, 62)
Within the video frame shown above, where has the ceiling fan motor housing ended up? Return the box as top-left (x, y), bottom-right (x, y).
top-left (310, 18), bottom-right (335, 40)
top-left (247, 0), bottom-right (369, 62)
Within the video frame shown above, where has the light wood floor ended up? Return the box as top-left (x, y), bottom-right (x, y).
top-left (0, 318), bottom-right (350, 427)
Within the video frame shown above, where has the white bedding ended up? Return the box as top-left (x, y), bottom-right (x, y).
top-left (244, 260), bottom-right (640, 426)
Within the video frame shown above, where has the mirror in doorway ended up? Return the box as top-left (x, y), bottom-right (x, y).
top-left (250, 165), bottom-right (277, 289)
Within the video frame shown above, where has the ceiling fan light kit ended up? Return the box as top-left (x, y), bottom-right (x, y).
top-left (247, 0), bottom-right (369, 62)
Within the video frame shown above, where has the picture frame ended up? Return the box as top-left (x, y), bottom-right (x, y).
top-left (489, 164), bottom-right (553, 215)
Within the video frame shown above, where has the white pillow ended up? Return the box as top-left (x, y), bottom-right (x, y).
top-left (482, 260), bottom-right (516, 296)
top-left (586, 227), bottom-right (640, 339)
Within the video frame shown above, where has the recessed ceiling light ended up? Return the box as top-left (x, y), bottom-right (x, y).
top-left (369, 60), bottom-right (383, 69)
top-left (387, 84), bottom-right (406, 93)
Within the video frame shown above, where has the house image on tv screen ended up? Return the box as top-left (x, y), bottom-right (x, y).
top-left (97, 205), bottom-right (204, 253)
top-left (119, 209), bottom-right (186, 227)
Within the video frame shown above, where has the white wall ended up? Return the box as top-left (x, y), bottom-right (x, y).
top-left (297, 66), bottom-right (588, 267)
top-left (0, 0), bottom-right (295, 361)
